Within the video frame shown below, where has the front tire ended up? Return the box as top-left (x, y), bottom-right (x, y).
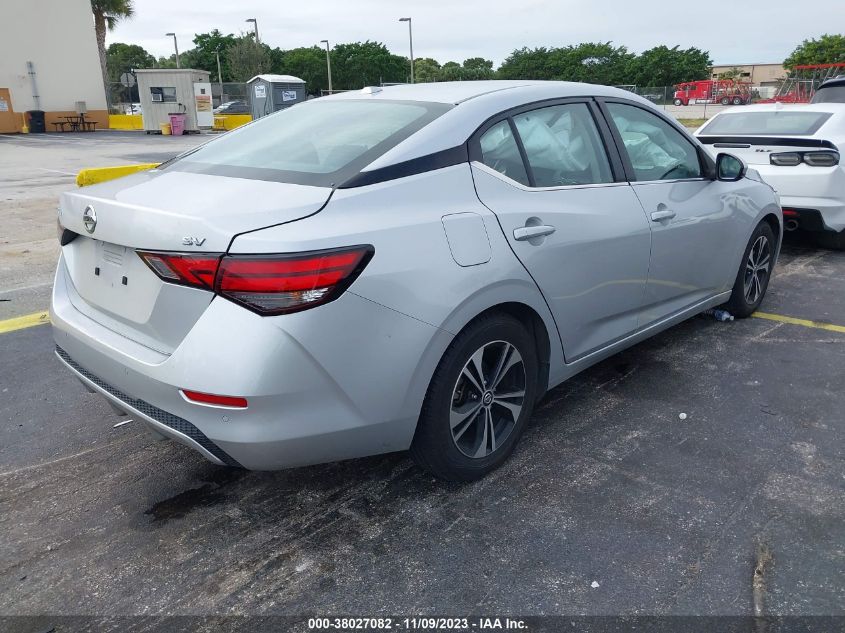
top-left (673, 98), bottom-right (684, 106)
top-left (411, 313), bottom-right (539, 482)
top-left (722, 222), bottom-right (775, 318)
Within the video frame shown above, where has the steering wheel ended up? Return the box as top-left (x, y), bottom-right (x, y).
top-left (658, 163), bottom-right (688, 180)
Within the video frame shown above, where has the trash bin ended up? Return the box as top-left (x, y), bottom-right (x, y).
top-left (26, 110), bottom-right (45, 133)
top-left (160, 122), bottom-right (172, 135)
top-left (168, 113), bottom-right (186, 136)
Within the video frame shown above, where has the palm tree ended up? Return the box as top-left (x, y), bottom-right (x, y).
top-left (91, 0), bottom-right (135, 102)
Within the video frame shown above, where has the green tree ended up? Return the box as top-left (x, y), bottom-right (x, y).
top-left (414, 57), bottom-right (441, 83)
top-left (716, 66), bottom-right (744, 81)
top-left (105, 42), bottom-right (154, 81)
top-left (628, 45), bottom-right (712, 86)
top-left (497, 47), bottom-right (557, 80)
top-left (784, 34), bottom-right (845, 69)
top-left (226, 36), bottom-right (271, 82)
top-left (460, 57), bottom-right (496, 80)
top-left (91, 0), bottom-right (135, 101)
top-left (332, 41), bottom-right (407, 88)
top-left (499, 42), bottom-right (635, 85)
top-left (274, 46), bottom-right (329, 94)
top-left (179, 30), bottom-right (238, 80)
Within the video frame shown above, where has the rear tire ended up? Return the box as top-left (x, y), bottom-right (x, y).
top-left (732, 96), bottom-right (744, 105)
top-left (722, 222), bottom-right (776, 318)
top-left (721, 97), bottom-right (730, 105)
top-left (411, 312), bottom-right (539, 482)
top-left (816, 230), bottom-right (845, 250)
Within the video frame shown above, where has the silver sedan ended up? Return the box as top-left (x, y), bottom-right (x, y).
top-left (52, 81), bottom-right (782, 481)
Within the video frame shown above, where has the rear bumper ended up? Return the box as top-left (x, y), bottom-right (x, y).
top-left (51, 255), bottom-right (449, 470)
top-left (752, 165), bottom-right (845, 232)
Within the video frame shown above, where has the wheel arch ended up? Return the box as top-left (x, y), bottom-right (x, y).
top-left (435, 282), bottom-right (563, 398)
top-left (759, 206), bottom-right (784, 263)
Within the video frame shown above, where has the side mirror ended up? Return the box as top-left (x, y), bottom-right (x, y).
top-left (716, 153), bottom-right (747, 182)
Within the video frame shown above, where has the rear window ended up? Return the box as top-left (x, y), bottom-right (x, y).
top-left (167, 99), bottom-right (451, 186)
top-left (700, 111), bottom-right (833, 136)
top-left (811, 85), bottom-right (845, 103)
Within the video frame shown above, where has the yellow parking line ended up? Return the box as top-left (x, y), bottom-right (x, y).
top-left (753, 311), bottom-right (845, 334)
top-left (0, 311), bottom-right (50, 335)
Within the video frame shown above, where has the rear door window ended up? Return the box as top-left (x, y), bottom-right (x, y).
top-left (512, 103), bottom-right (614, 187)
top-left (478, 120), bottom-right (530, 186)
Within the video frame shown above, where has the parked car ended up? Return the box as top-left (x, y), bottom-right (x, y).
top-left (811, 76), bottom-right (845, 104)
top-left (214, 100), bottom-right (250, 114)
top-left (52, 81), bottom-right (781, 481)
top-left (696, 103), bottom-right (844, 249)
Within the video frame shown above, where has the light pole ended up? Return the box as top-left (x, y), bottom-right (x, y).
top-left (320, 40), bottom-right (333, 94)
top-left (165, 33), bottom-right (180, 68)
top-left (245, 18), bottom-right (259, 44)
top-left (399, 17), bottom-right (414, 83)
top-left (215, 48), bottom-right (224, 105)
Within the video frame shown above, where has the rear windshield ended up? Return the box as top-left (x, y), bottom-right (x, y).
top-left (700, 111), bottom-right (833, 136)
top-left (166, 99), bottom-right (452, 186)
top-left (811, 85), bottom-right (845, 103)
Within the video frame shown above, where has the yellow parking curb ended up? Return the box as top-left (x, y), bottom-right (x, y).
top-left (0, 311), bottom-right (50, 335)
top-left (76, 163), bottom-right (160, 187)
top-left (752, 311), bottom-right (845, 334)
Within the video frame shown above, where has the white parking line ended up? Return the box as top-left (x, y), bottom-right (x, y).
top-left (36, 167), bottom-right (77, 176)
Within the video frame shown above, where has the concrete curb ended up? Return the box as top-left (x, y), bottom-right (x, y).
top-left (76, 163), bottom-right (160, 187)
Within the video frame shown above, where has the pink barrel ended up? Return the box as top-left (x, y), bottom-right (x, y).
top-left (168, 113), bottom-right (186, 136)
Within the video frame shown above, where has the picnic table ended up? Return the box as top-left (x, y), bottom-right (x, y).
top-left (51, 114), bottom-right (97, 133)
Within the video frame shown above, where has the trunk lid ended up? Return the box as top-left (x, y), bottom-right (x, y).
top-left (697, 136), bottom-right (837, 165)
top-left (58, 169), bottom-right (332, 353)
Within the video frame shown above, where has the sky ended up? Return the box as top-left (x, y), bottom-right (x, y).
top-left (110, 0), bottom-right (845, 67)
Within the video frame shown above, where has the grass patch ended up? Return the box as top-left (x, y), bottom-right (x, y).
top-left (677, 118), bottom-right (707, 129)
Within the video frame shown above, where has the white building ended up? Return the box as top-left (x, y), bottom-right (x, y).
top-left (0, 0), bottom-right (107, 132)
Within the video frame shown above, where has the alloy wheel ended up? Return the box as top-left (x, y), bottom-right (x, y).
top-left (449, 340), bottom-right (526, 459)
top-left (743, 235), bottom-right (771, 304)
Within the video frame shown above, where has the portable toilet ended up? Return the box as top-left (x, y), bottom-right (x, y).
top-left (247, 75), bottom-right (306, 119)
top-left (135, 69), bottom-right (213, 133)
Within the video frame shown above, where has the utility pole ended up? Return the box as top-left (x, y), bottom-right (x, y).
top-left (165, 33), bottom-right (180, 68)
top-left (398, 18), bottom-right (414, 83)
top-left (245, 18), bottom-right (259, 44)
top-left (215, 48), bottom-right (224, 104)
top-left (320, 40), bottom-right (333, 94)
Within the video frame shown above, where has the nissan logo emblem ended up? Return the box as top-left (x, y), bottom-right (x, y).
top-left (82, 206), bottom-right (97, 234)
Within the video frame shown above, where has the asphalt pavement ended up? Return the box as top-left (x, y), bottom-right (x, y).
top-left (1, 238), bottom-right (843, 624)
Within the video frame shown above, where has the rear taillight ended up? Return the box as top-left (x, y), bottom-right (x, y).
top-left (803, 151), bottom-right (839, 167)
top-left (138, 245), bottom-right (373, 315)
top-left (216, 246), bottom-right (374, 315)
top-left (138, 252), bottom-right (222, 290)
top-left (770, 152), bottom-right (801, 167)
top-left (770, 150), bottom-right (839, 167)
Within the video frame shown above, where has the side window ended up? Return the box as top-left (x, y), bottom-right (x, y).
top-left (606, 103), bottom-right (702, 181)
top-left (512, 103), bottom-right (613, 187)
top-left (150, 87), bottom-right (177, 103)
top-left (478, 120), bottom-right (529, 186)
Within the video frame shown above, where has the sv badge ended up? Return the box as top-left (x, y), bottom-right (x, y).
top-left (182, 237), bottom-right (207, 246)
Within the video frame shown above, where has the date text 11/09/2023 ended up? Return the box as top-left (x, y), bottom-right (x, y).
top-left (308, 617), bottom-right (529, 630)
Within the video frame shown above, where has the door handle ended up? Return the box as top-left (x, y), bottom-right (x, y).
top-left (650, 209), bottom-right (676, 222)
top-left (514, 225), bottom-right (556, 241)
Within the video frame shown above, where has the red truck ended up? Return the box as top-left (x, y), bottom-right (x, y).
top-left (673, 80), bottom-right (751, 106)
